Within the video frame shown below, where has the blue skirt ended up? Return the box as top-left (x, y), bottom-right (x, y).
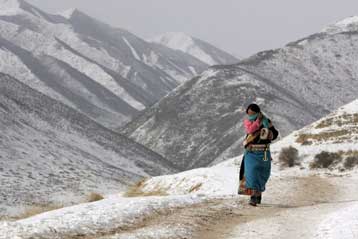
top-left (244, 150), bottom-right (271, 192)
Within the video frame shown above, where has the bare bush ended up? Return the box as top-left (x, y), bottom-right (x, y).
top-left (279, 146), bottom-right (300, 168)
top-left (87, 192), bottom-right (104, 202)
top-left (343, 156), bottom-right (358, 170)
top-left (310, 151), bottom-right (342, 169)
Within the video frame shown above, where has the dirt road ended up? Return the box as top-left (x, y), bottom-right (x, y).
top-left (95, 175), bottom-right (358, 239)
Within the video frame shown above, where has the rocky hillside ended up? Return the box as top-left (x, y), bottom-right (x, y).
top-left (270, 98), bottom-right (358, 172)
top-left (0, 0), bottom-right (209, 129)
top-left (130, 99), bottom-right (358, 197)
top-left (0, 73), bottom-right (176, 218)
top-left (122, 16), bottom-right (358, 170)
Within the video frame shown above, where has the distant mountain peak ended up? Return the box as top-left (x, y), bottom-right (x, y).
top-left (150, 32), bottom-right (197, 53)
top-left (0, 0), bottom-right (23, 7)
top-left (0, 0), bottom-right (24, 15)
top-left (322, 16), bottom-right (358, 34)
top-left (150, 32), bottom-right (216, 65)
top-left (59, 8), bottom-right (81, 19)
top-left (151, 32), bottom-right (194, 44)
top-left (150, 32), bottom-right (238, 65)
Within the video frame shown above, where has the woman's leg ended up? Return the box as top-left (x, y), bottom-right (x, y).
top-left (257, 192), bottom-right (262, 204)
top-left (238, 156), bottom-right (246, 194)
top-left (239, 155), bottom-right (245, 180)
top-left (249, 191), bottom-right (257, 206)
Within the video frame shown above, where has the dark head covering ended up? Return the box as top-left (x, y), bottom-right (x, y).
top-left (246, 104), bottom-right (261, 114)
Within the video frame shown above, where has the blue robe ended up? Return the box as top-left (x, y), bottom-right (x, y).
top-left (244, 150), bottom-right (271, 192)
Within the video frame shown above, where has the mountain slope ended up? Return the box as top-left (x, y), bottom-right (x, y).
top-left (0, 73), bottom-right (177, 218)
top-left (130, 99), bottom-right (358, 196)
top-left (122, 17), bottom-right (358, 170)
top-left (150, 32), bottom-right (239, 65)
top-left (0, 0), bottom-right (208, 128)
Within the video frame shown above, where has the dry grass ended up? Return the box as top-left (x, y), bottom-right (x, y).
top-left (123, 178), bottom-right (169, 197)
top-left (315, 113), bottom-right (358, 129)
top-left (16, 204), bottom-right (64, 220)
top-left (344, 150), bottom-right (358, 157)
top-left (189, 183), bottom-right (203, 193)
top-left (296, 130), bottom-right (350, 144)
top-left (87, 193), bottom-right (105, 202)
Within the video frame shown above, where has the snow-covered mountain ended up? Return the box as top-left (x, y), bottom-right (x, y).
top-left (150, 32), bottom-right (239, 65)
top-left (122, 16), bottom-right (358, 170)
top-left (0, 73), bottom-right (177, 218)
top-left (0, 0), bottom-right (209, 129)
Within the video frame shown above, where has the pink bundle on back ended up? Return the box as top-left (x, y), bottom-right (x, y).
top-left (244, 118), bottom-right (261, 134)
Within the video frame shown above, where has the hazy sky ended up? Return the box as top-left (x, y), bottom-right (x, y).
top-left (28, 0), bottom-right (358, 57)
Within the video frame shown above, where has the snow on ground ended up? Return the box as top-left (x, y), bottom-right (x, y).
top-left (0, 195), bottom-right (209, 239)
top-left (58, 8), bottom-right (77, 19)
top-left (138, 158), bottom-right (239, 196)
top-left (316, 202), bottom-right (358, 239)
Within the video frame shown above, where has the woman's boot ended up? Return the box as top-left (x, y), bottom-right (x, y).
top-left (249, 195), bottom-right (257, 206)
top-left (257, 193), bottom-right (262, 204)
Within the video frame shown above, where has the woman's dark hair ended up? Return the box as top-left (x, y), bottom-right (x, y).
top-left (246, 104), bottom-right (261, 114)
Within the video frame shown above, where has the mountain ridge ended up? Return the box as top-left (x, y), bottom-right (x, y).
top-left (0, 72), bottom-right (177, 218)
top-left (122, 16), bottom-right (358, 170)
top-left (0, 0), bottom-right (209, 128)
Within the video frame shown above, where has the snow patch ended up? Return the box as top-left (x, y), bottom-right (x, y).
top-left (142, 51), bottom-right (159, 67)
top-left (189, 66), bottom-right (197, 75)
top-left (198, 69), bottom-right (219, 83)
top-left (123, 37), bottom-right (141, 61)
top-left (322, 16), bottom-right (358, 34)
top-left (59, 8), bottom-right (78, 19)
top-left (151, 32), bottom-right (216, 65)
top-left (140, 160), bottom-right (239, 196)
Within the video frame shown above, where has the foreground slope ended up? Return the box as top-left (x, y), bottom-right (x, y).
top-left (0, 0), bottom-right (208, 128)
top-left (0, 73), bottom-right (176, 218)
top-left (122, 17), bottom-right (358, 169)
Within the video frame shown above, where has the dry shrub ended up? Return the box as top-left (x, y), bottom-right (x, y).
top-left (310, 151), bottom-right (342, 169)
top-left (123, 178), bottom-right (168, 197)
top-left (189, 183), bottom-right (203, 193)
top-left (344, 156), bottom-right (358, 170)
top-left (279, 146), bottom-right (300, 168)
top-left (87, 192), bottom-right (104, 202)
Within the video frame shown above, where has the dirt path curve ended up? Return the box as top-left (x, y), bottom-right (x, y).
top-left (195, 175), bottom-right (358, 239)
top-left (95, 175), bottom-right (358, 239)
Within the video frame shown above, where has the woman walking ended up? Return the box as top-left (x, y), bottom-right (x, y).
top-left (238, 104), bottom-right (279, 206)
